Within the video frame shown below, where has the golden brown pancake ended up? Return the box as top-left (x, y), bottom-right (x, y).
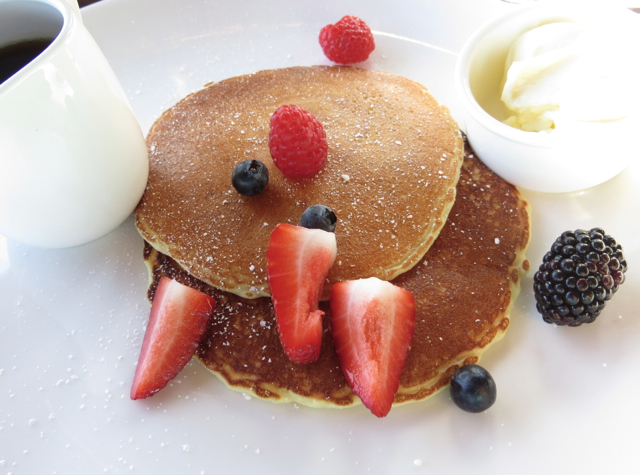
top-left (135, 66), bottom-right (464, 299)
top-left (143, 138), bottom-right (531, 409)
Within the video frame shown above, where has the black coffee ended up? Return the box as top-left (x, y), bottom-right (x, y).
top-left (0, 38), bottom-right (52, 85)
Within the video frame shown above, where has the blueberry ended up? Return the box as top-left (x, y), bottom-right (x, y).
top-left (299, 205), bottom-right (337, 232)
top-left (231, 159), bottom-right (269, 196)
top-left (450, 364), bottom-right (496, 413)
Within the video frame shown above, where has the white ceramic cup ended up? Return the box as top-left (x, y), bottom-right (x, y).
top-left (0, 0), bottom-right (149, 248)
top-left (455, 3), bottom-right (640, 193)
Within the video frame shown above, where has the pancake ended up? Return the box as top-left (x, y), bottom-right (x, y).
top-left (142, 138), bottom-right (531, 409)
top-left (135, 66), bottom-right (464, 299)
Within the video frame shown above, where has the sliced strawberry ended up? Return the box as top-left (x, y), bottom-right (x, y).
top-left (266, 223), bottom-right (337, 364)
top-left (131, 277), bottom-right (215, 400)
top-left (329, 278), bottom-right (415, 417)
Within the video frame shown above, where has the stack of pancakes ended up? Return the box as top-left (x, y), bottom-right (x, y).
top-left (135, 66), bottom-right (531, 409)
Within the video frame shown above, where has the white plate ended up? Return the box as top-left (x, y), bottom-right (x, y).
top-left (2, 1), bottom-right (639, 473)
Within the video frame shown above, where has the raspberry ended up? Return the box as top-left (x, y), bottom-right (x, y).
top-left (533, 228), bottom-right (628, 326)
top-left (319, 15), bottom-right (375, 64)
top-left (268, 104), bottom-right (328, 179)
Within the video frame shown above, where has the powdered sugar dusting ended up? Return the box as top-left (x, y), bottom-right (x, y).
top-left (137, 66), bottom-right (463, 298)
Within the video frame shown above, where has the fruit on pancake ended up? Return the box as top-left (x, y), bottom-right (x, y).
top-left (146, 139), bottom-right (529, 409)
top-left (533, 228), bottom-right (627, 326)
top-left (267, 223), bottom-right (337, 363)
top-left (330, 278), bottom-right (416, 417)
top-left (319, 15), bottom-right (375, 64)
top-left (268, 104), bottom-right (328, 179)
top-left (135, 66), bottom-right (464, 300)
top-left (231, 159), bottom-right (269, 196)
top-left (299, 204), bottom-right (337, 232)
top-left (449, 364), bottom-right (496, 413)
top-left (131, 277), bottom-right (216, 399)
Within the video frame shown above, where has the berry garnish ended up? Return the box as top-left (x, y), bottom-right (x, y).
top-left (268, 105), bottom-right (328, 179)
top-left (131, 277), bottom-right (216, 399)
top-left (450, 364), bottom-right (497, 413)
top-left (300, 204), bottom-right (337, 233)
top-left (330, 278), bottom-right (416, 417)
top-left (266, 223), bottom-right (337, 364)
top-left (319, 15), bottom-right (375, 64)
top-left (231, 159), bottom-right (269, 196)
top-left (533, 228), bottom-right (628, 326)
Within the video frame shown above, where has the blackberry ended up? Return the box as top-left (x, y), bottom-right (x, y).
top-left (533, 228), bottom-right (627, 326)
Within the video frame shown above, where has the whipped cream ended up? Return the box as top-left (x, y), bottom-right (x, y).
top-left (501, 18), bottom-right (634, 133)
